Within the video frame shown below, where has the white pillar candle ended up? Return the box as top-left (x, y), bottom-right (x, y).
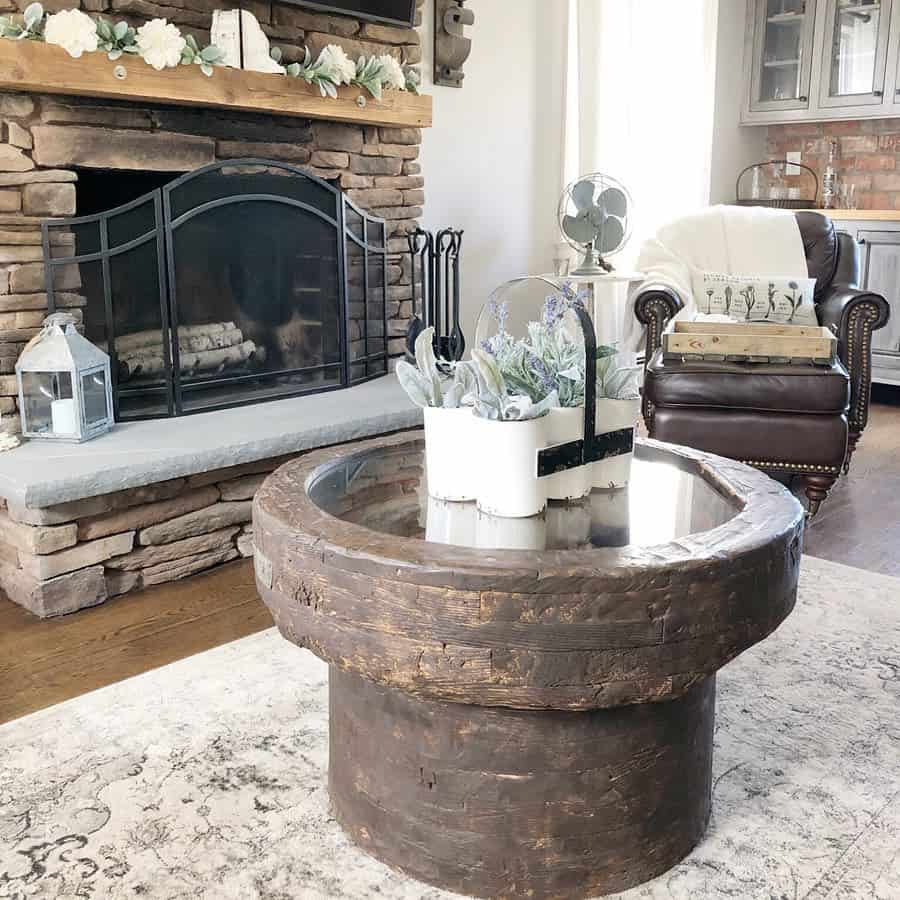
top-left (51, 398), bottom-right (78, 435)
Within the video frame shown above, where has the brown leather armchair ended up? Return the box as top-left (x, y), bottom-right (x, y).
top-left (635, 211), bottom-right (891, 514)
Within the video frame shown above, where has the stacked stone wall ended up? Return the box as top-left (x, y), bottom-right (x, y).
top-left (0, 0), bottom-right (425, 435)
top-left (0, 451), bottom-right (303, 615)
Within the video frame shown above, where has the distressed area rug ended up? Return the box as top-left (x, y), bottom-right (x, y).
top-left (1, 555), bottom-right (899, 900)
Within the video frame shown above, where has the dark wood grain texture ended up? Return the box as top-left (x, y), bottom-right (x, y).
top-left (330, 667), bottom-right (715, 900)
top-left (255, 433), bottom-right (804, 898)
top-left (255, 434), bottom-right (803, 710)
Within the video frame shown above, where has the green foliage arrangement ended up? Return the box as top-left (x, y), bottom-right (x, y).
top-left (0, 3), bottom-right (422, 95)
top-left (94, 17), bottom-right (137, 60)
top-left (180, 33), bottom-right (225, 77)
top-left (396, 327), bottom-right (476, 409)
top-left (469, 349), bottom-right (559, 421)
top-left (0, 2), bottom-right (44, 40)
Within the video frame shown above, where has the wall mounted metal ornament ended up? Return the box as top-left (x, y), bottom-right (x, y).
top-left (434, 0), bottom-right (473, 88)
top-left (406, 227), bottom-right (465, 361)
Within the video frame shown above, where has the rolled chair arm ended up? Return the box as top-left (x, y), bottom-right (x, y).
top-left (633, 284), bottom-right (684, 429)
top-left (634, 284), bottom-right (684, 351)
top-left (817, 284), bottom-right (890, 435)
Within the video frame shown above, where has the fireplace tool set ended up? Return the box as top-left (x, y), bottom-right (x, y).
top-left (406, 227), bottom-right (466, 362)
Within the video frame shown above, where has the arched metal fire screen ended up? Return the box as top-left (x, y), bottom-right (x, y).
top-left (41, 159), bottom-right (390, 421)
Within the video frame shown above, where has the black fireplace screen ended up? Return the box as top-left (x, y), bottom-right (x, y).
top-left (41, 159), bottom-right (390, 421)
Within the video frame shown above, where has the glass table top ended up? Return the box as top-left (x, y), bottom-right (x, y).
top-left (308, 443), bottom-right (740, 552)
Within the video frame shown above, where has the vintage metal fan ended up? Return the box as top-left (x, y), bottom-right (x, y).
top-left (558, 173), bottom-right (632, 275)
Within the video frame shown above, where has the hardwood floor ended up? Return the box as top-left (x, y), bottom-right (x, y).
top-left (0, 558), bottom-right (271, 724)
top-left (1, 387), bottom-right (898, 726)
top-left (802, 384), bottom-right (900, 578)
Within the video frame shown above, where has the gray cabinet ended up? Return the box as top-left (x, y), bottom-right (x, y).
top-left (748, 0), bottom-right (817, 113)
top-left (858, 229), bottom-right (900, 384)
top-left (832, 220), bottom-right (900, 385)
top-left (819, 0), bottom-right (893, 109)
top-left (742, 0), bottom-right (900, 123)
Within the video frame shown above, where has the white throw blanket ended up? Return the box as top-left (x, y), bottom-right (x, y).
top-left (622, 205), bottom-right (809, 351)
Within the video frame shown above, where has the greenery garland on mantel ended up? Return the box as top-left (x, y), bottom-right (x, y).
top-left (0, 2), bottom-right (421, 97)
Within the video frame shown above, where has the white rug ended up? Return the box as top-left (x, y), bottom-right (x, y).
top-left (1, 556), bottom-right (899, 900)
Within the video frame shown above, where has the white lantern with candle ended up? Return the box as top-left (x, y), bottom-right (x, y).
top-left (16, 312), bottom-right (114, 443)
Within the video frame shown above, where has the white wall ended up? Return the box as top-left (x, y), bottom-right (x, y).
top-left (419, 0), bottom-right (567, 341)
top-left (418, 0), bottom-right (765, 342)
top-left (709, 0), bottom-right (768, 203)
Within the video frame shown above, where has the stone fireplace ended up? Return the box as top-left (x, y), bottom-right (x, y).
top-left (0, 0), bottom-right (427, 616)
top-left (0, 0), bottom-right (425, 434)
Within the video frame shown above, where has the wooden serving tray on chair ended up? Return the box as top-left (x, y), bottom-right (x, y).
top-left (662, 321), bottom-right (837, 365)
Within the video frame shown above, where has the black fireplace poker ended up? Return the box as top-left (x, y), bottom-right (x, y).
top-left (406, 227), bottom-right (465, 361)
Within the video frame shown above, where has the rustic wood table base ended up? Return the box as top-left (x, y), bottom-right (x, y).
top-left (329, 667), bottom-right (715, 898)
top-left (255, 434), bottom-right (803, 899)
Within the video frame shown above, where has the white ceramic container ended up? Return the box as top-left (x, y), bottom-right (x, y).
top-left (424, 405), bottom-right (478, 501)
top-left (475, 507), bottom-right (547, 550)
top-left (588, 485), bottom-right (631, 546)
top-left (425, 495), bottom-right (478, 547)
top-left (545, 502), bottom-right (592, 549)
top-left (544, 406), bottom-right (592, 501)
top-left (473, 415), bottom-right (548, 518)
top-left (592, 397), bottom-right (640, 489)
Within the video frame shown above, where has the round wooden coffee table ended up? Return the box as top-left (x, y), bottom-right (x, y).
top-left (254, 433), bottom-right (803, 899)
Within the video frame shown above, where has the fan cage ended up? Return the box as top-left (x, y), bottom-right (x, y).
top-left (735, 160), bottom-right (819, 210)
top-left (558, 173), bottom-right (633, 257)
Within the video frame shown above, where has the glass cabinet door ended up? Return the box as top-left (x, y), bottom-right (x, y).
top-left (749, 0), bottom-right (817, 112)
top-left (819, 0), bottom-right (892, 107)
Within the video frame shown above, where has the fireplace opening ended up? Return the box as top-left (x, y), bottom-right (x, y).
top-left (74, 168), bottom-right (182, 217)
top-left (44, 160), bottom-right (389, 420)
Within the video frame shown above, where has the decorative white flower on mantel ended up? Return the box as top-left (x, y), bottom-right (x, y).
top-left (377, 54), bottom-right (405, 91)
top-left (43, 8), bottom-right (98, 58)
top-left (317, 43), bottom-right (356, 85)
top-left (136, 18), bottom-right (185, 70)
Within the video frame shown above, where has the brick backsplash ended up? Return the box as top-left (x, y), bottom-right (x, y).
top-left (767, 120), bottom-right (900, 209)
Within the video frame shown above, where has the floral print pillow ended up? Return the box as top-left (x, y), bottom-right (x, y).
top-left (693, 273), bottom-right (818, 325)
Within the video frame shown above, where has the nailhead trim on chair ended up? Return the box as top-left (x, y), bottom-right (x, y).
top-left (642, 298), bottom-right (674, 430)
top-left (741, 459), bottom-right (842, 475)
top-left (846, 305), bottom-right (878, 431)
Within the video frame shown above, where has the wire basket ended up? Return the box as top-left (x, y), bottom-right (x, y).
top-left (735, 160), bottom-right (819, 210)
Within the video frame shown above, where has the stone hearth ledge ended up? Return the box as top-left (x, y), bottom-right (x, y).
top-left (0, 376), bottom-right (421, 511)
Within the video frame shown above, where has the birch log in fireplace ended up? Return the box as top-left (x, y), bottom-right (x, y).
top-left (41, 159), bottom-right (390, 421)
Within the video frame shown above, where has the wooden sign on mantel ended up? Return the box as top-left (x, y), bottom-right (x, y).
top-left (0, 39), bottom-right (433, 129)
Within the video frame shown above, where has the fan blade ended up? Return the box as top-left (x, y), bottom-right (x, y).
top-left (571, 180), bottom-right (596, 212)
top-left (562, 211), bottom-right (598, 245)
top-left (598, 187), bottom-right (628, 218)
top-left (596, 215), bottom-right (625, 254)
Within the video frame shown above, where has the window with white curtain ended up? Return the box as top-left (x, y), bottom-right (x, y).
top-left (563, 0), bottom-right (719, 266)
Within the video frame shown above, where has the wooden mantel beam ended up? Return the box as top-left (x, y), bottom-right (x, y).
top-left (0, 40), bottom-right (432, 129)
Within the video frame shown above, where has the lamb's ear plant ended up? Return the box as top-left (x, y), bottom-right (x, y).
top-left (180, 33), bottom-right (224, 76)
top-left (596, 343), bottom-right (640, 401)
top-left (470, 349), bottom-right (558, 421)
top-left (0, 2), bottom-right (45, 39)
top-left (353, 55), bottom-right (385, 99)
top-left (404, 65), bottom-right (421, 94)
top-left (95, 18), bottom-right (138, 60)
top-left (396, 327), bottom-right (474, 409)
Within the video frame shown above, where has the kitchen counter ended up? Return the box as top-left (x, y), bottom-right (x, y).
top-left (815, 210), bottom-right (900, 221)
